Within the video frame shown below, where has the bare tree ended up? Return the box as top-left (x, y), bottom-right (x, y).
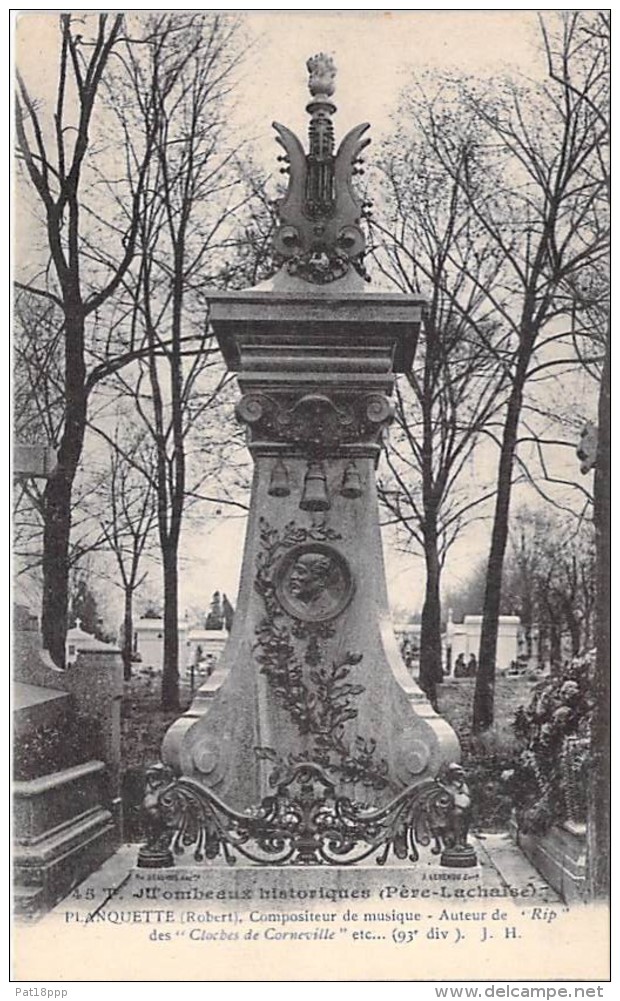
top-left (13, 291), bottom-right (65, 448)
top-left (92, 430), bottom-right (157, 680)
top-left (539, 10), bottom-right (610, 901)
top-left (471, 13), bottom-right (607, 730)
top-left (396, 13), bottom-right (608, 730)
top-left (13, 292), bottom-right (116, 586)
top-left (15, 13), bottom-right (159, 665)
top-left (502, 506), bottom-right (596, 668)
top-left (110, 12), bottom-right (248, 709)
top-left (371, 122), bottom-right (510, 706)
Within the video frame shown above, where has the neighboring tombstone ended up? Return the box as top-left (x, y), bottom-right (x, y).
top-left (66, 618), bottom-right (97, 665)
top-left (13, 444), bottom-right (57, 480)
top-left (13, 444), bottom-right (122, 918)
top-left (133, 616), bottom-right (191, 671)
top-left (14, 606), bottom-right (123, 918)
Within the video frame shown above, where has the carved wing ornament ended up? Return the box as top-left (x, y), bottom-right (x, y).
top-left (335, 123), bottom-right (371, 226)
top-left (272, 122), bottom-right (307, 258)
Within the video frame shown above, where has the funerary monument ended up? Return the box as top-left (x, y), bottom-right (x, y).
top-left (141, 54), bottom-right (475, 869)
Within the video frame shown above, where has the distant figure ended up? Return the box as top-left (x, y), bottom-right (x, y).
top-left (454, 653), bottom-right (466, 678)
top-left (400, 638), bottom-right (413, 671)
top-left (467, 653), bottom-right (478, 677)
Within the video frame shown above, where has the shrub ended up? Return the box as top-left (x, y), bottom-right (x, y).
top-left (504, 652), bottom-right (593, 834)
top-left (461, 740), bottom-right (519, 831)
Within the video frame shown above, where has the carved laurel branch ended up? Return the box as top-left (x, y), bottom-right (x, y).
top-left (284, 248), bottom-right (371, 284)
top-left (253, 518), bottom-right (391, 791)
top-left (143, 762), bottom-right (461, 867)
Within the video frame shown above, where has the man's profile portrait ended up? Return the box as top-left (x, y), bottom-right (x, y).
top-left (275, 543), bottom-right (353, 621)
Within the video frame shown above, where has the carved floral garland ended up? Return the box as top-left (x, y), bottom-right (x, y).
top-left (253, 517), bottom-right (392, 793)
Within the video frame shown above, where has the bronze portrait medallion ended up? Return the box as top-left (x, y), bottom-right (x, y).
top-left (274, 542), bottom-right (354, 622)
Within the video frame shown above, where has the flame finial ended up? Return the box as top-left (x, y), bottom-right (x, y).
top-left (306, 53), bottom-right (336, 99)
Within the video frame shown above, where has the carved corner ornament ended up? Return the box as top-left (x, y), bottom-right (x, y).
top-left (435, 763), bottom-right (478, 868)
top-left (271, 54), bottom-right (371, 283)
top-left (137, 763), bottom-right (177, 868)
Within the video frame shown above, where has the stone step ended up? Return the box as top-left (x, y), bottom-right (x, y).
top-left (13, 884), bottom-right (46, 920)
top-left (14, 805), bottom-right (118, 919)
top-left (476, 832), bottom-right (562, 903)
top-left (14, 760), bottom-right (109, 845)
top-left (514, 824), bottom-right (587, 904)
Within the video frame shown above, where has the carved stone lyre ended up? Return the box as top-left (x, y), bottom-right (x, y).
top-left (272, 53), bottom-right (371, 283)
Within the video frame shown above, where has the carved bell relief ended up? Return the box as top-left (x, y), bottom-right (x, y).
top-left (340, 461), bottom-right (363, 498)
top-left (299, 460), bottom-right (330, 511)
top-left (268, 459), bottom-right (290, 497)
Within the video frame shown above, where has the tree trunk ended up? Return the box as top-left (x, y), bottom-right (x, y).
top-left (563, 602), bottom-right (581, 658)
top-left (521, 588), bottom-right (533, 659)
top-left (419, 523), bottom-right (443, 710)
top-left (549, 620), bottom-right (562, 673)
top-left (161, 546), bottom-right (180, 710)
top-left (41, 471), bottom-right (73, 667)
top-left (536, 619), bottom-right (546, 670)
top-left (587, 336), bottom-right (610, 900)
top-left (41, 319), bottom-right (86, 667)
top-left (473, 372), bottom-right (525, 731)
top-left (122, 587), bottom-right (134, 682)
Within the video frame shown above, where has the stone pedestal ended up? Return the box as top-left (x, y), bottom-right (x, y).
top-left (511, 820), bottom-right (588, 904)
top-left (13, 604), bottom-right (123, 918)
top-left (163, 291), bottom-right (459, 812)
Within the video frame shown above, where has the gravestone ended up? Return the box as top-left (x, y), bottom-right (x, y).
top-left (147, 55), bottom-right (473, 869)
top-left (13, 447), bottom-right (122, 917)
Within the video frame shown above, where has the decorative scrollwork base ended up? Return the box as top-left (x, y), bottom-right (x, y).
top-left (137, 761), bottom-right (478, 869)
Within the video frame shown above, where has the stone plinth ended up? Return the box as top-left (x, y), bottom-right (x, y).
top-left (13, 604), bottom-right (123, 918)
top-left (14, 604), bottom-right (123, 806)
top-left (511, 820), bottom-right (588, 904)
top-left (14, 761), bottom-right (117, 919)
top-left (163, 291), bottom-right (459, 812)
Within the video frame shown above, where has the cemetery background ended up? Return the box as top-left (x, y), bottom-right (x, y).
top-left (12, 10), bottom-right (608, 978)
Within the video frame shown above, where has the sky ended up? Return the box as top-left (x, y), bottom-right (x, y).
top-left (13, 11), bottom-right (597, 623)
top-left (170, 10), bottom-right (588, 620)
top-left (232, 11), bottom-right (545, 175)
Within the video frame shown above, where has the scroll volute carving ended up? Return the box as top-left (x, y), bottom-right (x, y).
top-left (235, 391), bottom-right (394, 450)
